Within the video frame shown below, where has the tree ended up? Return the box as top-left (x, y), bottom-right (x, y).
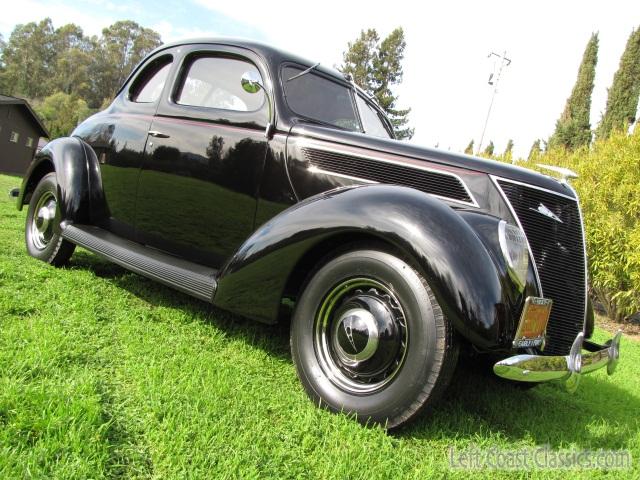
top-left (483, 140), bottom-right (495, 157)
top-left (549, 33), bottom-right (599, 150)
top-left (464, 139), bottom-right (474, 154)
top-left (596, 27), bottom-right (640, 140)
top-left (341, 28), bottom-right (414, 139)
top-left (0, 34), bottom-right (6, 92)
top-left (528, 139), bottom-right (542, 161)
top-left (92, 21), bottom-right (162, 106)
top-left (503, 139), bottom-right (514, 162)
top-left (35, 92), bottom-right (91, 138)
top-left (0, 18), bottom-right (57, 98)
top-left (52, 24), bottom-right (96, 99)
top-left (0, 18), bottom-right (162, 107)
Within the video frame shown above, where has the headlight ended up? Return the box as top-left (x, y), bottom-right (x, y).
top-left (498, 220), bottom-right (529, 290)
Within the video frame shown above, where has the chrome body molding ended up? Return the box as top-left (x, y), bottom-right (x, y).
top-left (490, 175), bottom-right (545, 296)
top-left (562, 181), bottom-right (590, 335)
top-left (494, 330), bottom-right (622, 393)
top-left (491, 174), bottom-right (578, 201)
top-left (307, 165), bottom-right (377, 184)
top-left (300, 139), bottom-right (480, 208)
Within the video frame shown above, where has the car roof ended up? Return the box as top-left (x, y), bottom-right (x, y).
top-left (146, 37), bottom-right (348, 83)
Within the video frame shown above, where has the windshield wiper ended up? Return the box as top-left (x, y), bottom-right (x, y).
top-left (286, 62), bottom-right (321, 82)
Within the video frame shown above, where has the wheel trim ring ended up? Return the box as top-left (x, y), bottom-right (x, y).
top-left (30, 191), bottom-right (57, 251)
top-left (314, 277), bottom-right (409, 394)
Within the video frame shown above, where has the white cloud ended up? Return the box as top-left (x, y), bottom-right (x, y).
top-left (151, 20), bottom-right (220, 43)
top-left (0, 0), bottom-right (115, 37)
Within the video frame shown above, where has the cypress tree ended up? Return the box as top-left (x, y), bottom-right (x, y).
top-left (549, 33), bottom-right (599, 150)
top-left (504, 139), bottom-right (514, 161)
top-left (528, 139), bottom-right (542, 161)
top-left (483, 141), bottom-right (495, 157)
top-left (464, 139), bottom-right (474, 154)
top-left (596, 27), bottom-right (640, 139)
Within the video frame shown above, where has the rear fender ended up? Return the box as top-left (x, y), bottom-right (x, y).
top-left (17, 137), bottom-right (106, 226)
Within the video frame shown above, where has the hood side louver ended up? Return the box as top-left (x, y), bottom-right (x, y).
top-left (302, 147), bottom-right (475, 206)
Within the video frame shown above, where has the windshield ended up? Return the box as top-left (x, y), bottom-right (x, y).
top-left (282, 64), bottom-right (393, 139)
top-left (282, 65), bottom-right (360, 131)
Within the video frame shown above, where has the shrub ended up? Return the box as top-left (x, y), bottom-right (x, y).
top-left (34, 91), bottom-right (92, 139)
top-left (515, 128), bottom-right (640, 321)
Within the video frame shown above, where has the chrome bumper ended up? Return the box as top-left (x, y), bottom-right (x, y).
top-left (493, 330), bottom-right (622, 392)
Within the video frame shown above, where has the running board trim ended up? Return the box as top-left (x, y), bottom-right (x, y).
top-left (62, 224), bottom-right (217, 301)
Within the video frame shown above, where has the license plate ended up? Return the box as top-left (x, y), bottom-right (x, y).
top-left (513, 297), bottom-right (552, 349)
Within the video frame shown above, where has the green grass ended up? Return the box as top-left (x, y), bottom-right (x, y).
top-left (0, 173), bottom-right (638, 479)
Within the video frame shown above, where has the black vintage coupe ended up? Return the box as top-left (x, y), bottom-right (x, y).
top-left (16, 39), bottom-right (621, 428)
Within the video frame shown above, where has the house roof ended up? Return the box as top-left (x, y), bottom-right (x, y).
top-left (0, 94), bottom-right (49, 138)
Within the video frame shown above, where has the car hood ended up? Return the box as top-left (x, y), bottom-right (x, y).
top-left (291, 124), bottom-right (575, 198)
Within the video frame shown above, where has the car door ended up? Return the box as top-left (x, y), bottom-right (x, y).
top-left (74, 51), bottom-right (175, 239)
top-left (134, 44), bottom-right (270, 268)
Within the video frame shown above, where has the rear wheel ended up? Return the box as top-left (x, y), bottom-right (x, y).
top-left (291, 247), bottom-right (458, 429)
top-left (25, 173), bottom-right (75, 266)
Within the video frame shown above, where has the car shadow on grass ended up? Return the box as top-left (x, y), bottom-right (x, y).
top-left (69, 251), bottom-right (292, 361)
top-left (70, 250), bottom-right (640, 449)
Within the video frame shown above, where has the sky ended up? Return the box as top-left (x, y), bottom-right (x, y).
top-left (2, 0), bottom-right (639, 158)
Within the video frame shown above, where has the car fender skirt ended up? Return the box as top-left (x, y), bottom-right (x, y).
top-left (215, 184), bottom-right (507, 348)
top-left (19, 136), bottom-right (106, 225)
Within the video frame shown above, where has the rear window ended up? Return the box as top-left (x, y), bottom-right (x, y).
top-left (282, 66), bottom-right (360, 131)
top-left (130, 56), bottom-right (172, 103)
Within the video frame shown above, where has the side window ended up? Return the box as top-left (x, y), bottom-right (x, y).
top-left (130, 56), bottom-right (173, 103)
top-left (176, 56), bottom-right (265, 112)
top-left (355, 95), bottom-right (392, 139)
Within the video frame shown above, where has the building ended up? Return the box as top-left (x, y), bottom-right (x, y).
top-left (0, 95), bottom-right (49, 176)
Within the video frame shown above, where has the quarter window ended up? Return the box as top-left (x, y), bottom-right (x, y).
top-left (130, 56), bottom-right (173, 103)
top-left (176, 56), bottom-right (265, 112)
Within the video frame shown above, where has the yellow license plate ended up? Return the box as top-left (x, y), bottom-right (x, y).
top-left (513, 297), bottom-right (553, 349)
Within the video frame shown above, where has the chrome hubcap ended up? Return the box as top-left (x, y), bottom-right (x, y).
top-left (30, 191), bottom-right (57, 250)
top-left (315, 278), bottom-right (408, 393)
top-left (332, 308), bottom-right (380, 365)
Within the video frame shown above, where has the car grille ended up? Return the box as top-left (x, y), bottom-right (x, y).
top-left (497, 180), bottom-right (586, 355)
top-left (302, 147), bottom-right (474, 205)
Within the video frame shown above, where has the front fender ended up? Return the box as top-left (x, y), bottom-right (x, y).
top-left (18, 137), bottom-right (106, 225)
top-left (215, 184), bottom-right (513, 349)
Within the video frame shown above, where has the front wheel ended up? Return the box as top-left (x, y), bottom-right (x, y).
top-left (291, 248), bottom-right (458, 429)
top-left (25, 173), bottom-right (75, 266)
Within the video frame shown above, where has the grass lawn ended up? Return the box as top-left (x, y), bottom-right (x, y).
top-left (0, 172), bottom-right (638, 479)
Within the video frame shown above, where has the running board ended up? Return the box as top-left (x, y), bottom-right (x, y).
top-left (62, 224), bottom-right (217, 301)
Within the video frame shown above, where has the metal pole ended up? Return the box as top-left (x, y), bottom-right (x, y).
top-left (477, 51), bottom-right (511, 155)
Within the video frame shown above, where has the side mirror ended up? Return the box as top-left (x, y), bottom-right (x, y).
top-left (241, 71), bottom-right (264, 94)
top-left (240, 71), bottom-right (274, 140)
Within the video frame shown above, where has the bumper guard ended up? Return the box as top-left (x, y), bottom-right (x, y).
top-left (493, 330), bottom-right (622, 393)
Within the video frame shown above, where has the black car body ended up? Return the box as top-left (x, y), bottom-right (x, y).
top-left (17, 39), bottom-right (621, 428)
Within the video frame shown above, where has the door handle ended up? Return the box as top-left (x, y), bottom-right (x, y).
top-left (148, 130), bottom-right (170, 138)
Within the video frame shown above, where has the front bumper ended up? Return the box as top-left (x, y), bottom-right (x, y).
top-left (493, 330), bottom-right (622, 392)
